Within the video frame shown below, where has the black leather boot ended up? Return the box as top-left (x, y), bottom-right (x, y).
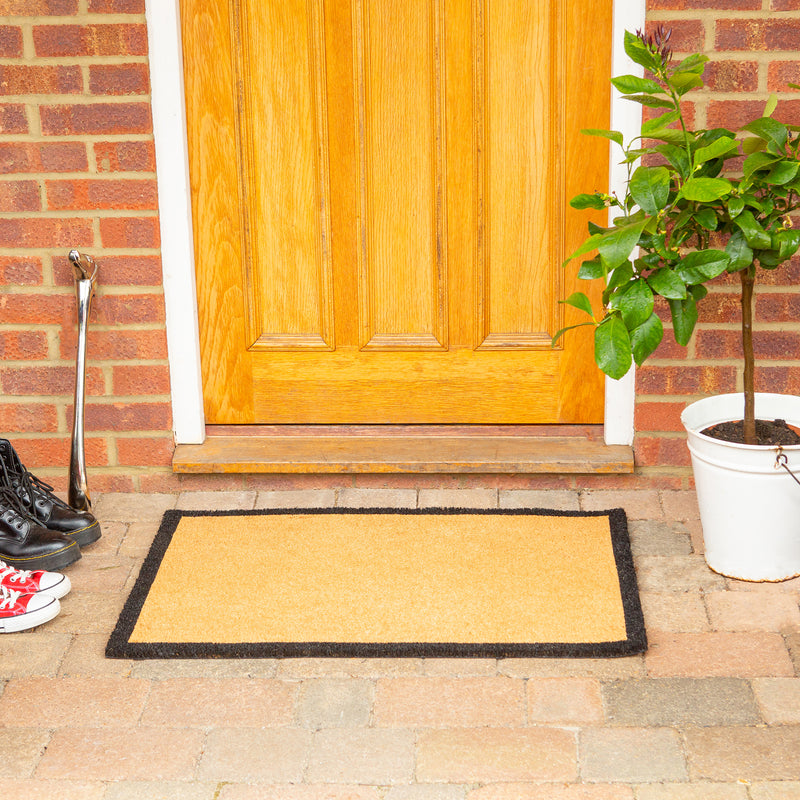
top-left (0, 439), bottom-right (101, 548)
top-left (0, 488), bottom-right (81, 570)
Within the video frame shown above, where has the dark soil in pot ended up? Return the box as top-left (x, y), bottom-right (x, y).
top-left (701, 418), bottom-right (800, 446)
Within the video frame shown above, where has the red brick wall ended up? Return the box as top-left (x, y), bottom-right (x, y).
top-left (635, 1), bottom-right (800, 487)
top-left (0, 0), bottom-right (173, 493)
top-left (0, 1), bottom-right (797, 493)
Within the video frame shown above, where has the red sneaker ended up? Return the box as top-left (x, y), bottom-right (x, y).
top-left (0, 559), bottom-right (71, 599)
top-left (0, 585), bottom-right (60, 633)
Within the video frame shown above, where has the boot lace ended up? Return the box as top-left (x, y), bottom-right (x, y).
top-left (3, 447), bottom-right (67, 511)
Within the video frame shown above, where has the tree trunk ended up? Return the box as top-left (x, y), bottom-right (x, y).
top-left (741, 266), bottom-right (756, 444)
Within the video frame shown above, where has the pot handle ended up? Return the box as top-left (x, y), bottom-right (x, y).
top-left (775, 447), bottom-right (800, 489)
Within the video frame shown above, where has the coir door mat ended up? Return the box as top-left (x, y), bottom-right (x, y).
top-left (106, 507), bottom-right (647, 659)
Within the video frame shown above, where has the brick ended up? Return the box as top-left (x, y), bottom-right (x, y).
top-left (88, 0), bottom-right (145, 10)
top-left (0, 255), bottom-right (42, 284)
top-left (0, 65), bottom-right (82, 96)
top-left (0, 0), bottom-right (76, 11)
top-left (0, 294), bottom-right (75, 325)
top-left (579, 489), bottom-right (661, 519)
top-left (645, 631), bottom-right (795, 677)
top-left (1, 365), bottom-right (104, 396)
top-left (756, 366), bottom-right (800, 395)
top-left (579, 727), bottom-right (687, 783)
top-left (0, 330), bottom-right (48, 359)
top-left (0, 217), bottom-right (93, 248)
top-left (220, 787), bottom-right (382, 800)
top-left (89, 63), bottom-right (150, 96)
top-left (755, 293), bottom-right (800, 322)
top-left (627, 520), bottom-right (693, 556)
top-left (772, 0), bottom-right (800, 7)
top-left (62, 329), bottom-right (168, 360)
top-left (685, 726), bottom-right (800, 781)
top-left (0, 402), bottom-right (58, 432)
top-left (636, 365), bottom-right (737, 396)
top-left (93, 293), bottom-right (164, 323)
top-left (636, 556), bottom-right (726, 593)
top-left (99, 216), bottom-right (160, 248)
top-left (0, 727), bottom-right (52, 779)
top-left (634, 436), bottom-right (692, 467)
top-left (417, 488), bottom-right (498, 508)
top-left (94, 141), bottom-right (155, 173)
top-left (0, 26), bottom-right (22, 58)
top-left (636, 787), bottom-right (749, 800)
top-left (91, 491), bottom-right (176, 522)
top-left (33, 24), bottom-right (148, 57)
top-left (0, 142), bottom-right (88, 174)
top-left (602, 677), bottom-right (759, 726)
top-left (254, 489), bottom-right (337, 509)
top-left (37, 727), bottom-right (205, 781)
top-left (116, 437), bottom-right (175, 466)
top-left (635, 402), bottom-right (686, 433)
top-left (295, 678), bottom-right (373, 728)
top-left (373, 677), bottom-right (526, 728)
top-left (53, 254), bottom-right (162, 286)
top-left (769, 61), bottom-right (800, 91)
top-left (40, 103), bottom-right (152, 136)
top-left (526, 677), bottom-right (604, 724)
top-left (10, 436), bottom-right (107, 469)
top-left (705, 60), bottom-right (759, 92)
top-left (0, 180), bottom-right (40, 211)
top-left (467, 786), bottom-right (635, 800)
top-left (0, 104), bottom-right (27, 134)
top-left (705, 591), bottom-right (800, 631)
top-left (46, 179), bottom-right (158, 211)
top-left (306, 729), bottom-right (415, 785)
top-left (198, 728), bottom-right (311, 783)
top-left (0, 677), bottom-right (149, 728)
top-left (0, 632), bottom-right (71, 678)
top-left (84, 402), bottom-right (172, 432)
top-left (639, 592), bottom-right (711, 632)
top-left (753, 677), bottom-right (800, 724)
top-left (645, 19), bottom-right (705, 52)
top-left (112, 365), bottom-right (171, 395)
top-left (141, 679), bottom-right (294, 727)
top-left (416, 728), bottom-right (576, 783)
top-left (336, 488), bottom-right (417, 508)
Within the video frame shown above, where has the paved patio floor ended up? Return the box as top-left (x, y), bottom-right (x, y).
top-left (1, 487), bottom-right (799, 799)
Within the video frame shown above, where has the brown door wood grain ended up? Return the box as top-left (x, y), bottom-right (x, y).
top-left (180, 0), bottom-right (612, 424)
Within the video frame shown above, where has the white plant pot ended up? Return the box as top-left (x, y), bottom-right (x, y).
top-left (681, 392), bottom-right (800, 582)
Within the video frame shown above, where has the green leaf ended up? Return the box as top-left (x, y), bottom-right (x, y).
top-left (571, 193), bottom-right (607, 210)
top-left (630, 312), bottom-right (664, 365)
top-left (618, 278), bottom-right (655, 330)
top-left (733, 210), bottom-right (772, 249)
top-left (560, 292), bottom-right (595, 318)
top-left (551, 321), bottom-right (595, 346)
top-left (728, 196), bottom-right (745, 218)
top-left (644, 127), bottom-right (689, 145)
top-left (668, 296), bottom-right (699, 346)
top-left (725, 229), bottom-right (754, 272)
top-left (670, 72), bottom-right (704, 95)
top-left (629, 165), bottom-right (671, 214)
top-left (563, 233), bottom-right (603, 267)
top-left (624, 30), bottom-right (660, 72)
top-left (578, 256), bottom-right (606, 280)
top-left (656, 144), bottom-right (691, 178)
top-left (642, 111), bottom-right (681, 136)
top-left (693, 136), bottom-right (737, 166)
top-left (766, 160), bottom-right (800, 185)
top-left (742, 117), bottom-right (789, 151)
top-left (647, 268), bottom-right (687, 299)
top-left (676, 53), bottom-right (709, 73)
top-left (621, 94), bottom-right (675, 109)
top-left (581, 128), bottom-right (624, 148)
top-left (675, 250), bottom-right (730, 284)
top-left (679, 176), bottom-right (733, 202)
top-left (612, 74), bottom-right (664, 95)
top-left (764, 93), bottom-right (778, 118)
top-left (597, 219), bottom-right (648, 270)
top-left (595, 315), bottom-right (633, 380)
top-left (742, 136), bottom-right (767, 155)
top-left (605, 262), bottom-right (635, 294)
top-left (743, 151), bottom-right (781, 181)
top-left (695, 207), bottom-right (718, 231)
top-left (776, 229), bottom-right (800, 261)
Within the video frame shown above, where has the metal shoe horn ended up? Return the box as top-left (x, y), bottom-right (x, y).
top-left (68, 249), bottom-right (98, 512)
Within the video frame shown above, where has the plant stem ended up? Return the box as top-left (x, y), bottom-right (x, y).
top-left (740, 265), bottom-right (756, 444)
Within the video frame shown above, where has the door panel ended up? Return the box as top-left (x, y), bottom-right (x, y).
top-left (180, 0), bottom-right (612, 424)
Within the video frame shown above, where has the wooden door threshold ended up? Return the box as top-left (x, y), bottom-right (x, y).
top-left (172, 425), bottom-right (634, 474)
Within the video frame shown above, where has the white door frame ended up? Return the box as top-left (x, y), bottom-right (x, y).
top-left (147, 0), bottom-right (645, 446)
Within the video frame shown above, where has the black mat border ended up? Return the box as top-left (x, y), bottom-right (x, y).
top-left (106, 507), bottom-right (647, 660)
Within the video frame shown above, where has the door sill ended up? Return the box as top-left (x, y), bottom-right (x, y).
top-left (172, 425), bottom-right (634, 474)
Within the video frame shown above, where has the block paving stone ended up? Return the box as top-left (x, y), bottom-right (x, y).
top-left (5, 487), bottom-right (800, 797)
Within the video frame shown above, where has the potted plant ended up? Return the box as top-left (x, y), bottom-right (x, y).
top-left (557, 27), bottom-right (800, 580)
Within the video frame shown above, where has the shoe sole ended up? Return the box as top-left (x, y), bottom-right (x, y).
top-left (0, 595), bottom-right (60, 633)
top-left (0, 542), bottom-right (81, 572)
top-left (68, 520), bottom-right (101, 548)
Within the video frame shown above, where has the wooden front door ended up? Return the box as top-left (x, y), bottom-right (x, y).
top-left (180, 0), bottom-right (612, 424)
